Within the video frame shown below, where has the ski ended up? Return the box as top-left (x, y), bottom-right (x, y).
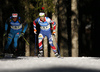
top-left (0, 53), bottom-right (18, 59)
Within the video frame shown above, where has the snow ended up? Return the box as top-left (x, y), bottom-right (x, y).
top-left (0, 57), bottom-right (100, 72)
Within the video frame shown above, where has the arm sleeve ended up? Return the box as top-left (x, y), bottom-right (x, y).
top-left (20, 18), bottom-right (28, 33)
top-left (5, 23), bottom-right (8, 31)
top-left (5, 18), bottom-right (10, 31)
top-left (49, 18), bottom-right (56, 31)
top-left (33, 18), bottom-right (39, 32)
top-left (23, 22), bottom-right (28, 33)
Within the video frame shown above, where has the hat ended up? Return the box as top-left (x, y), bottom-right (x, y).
top-left (12, 13), bottom-right (18, 17)
top-left (39, 12), bottom-right (45, 17)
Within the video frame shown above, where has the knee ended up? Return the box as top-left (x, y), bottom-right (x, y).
top-left (14, 38), bottom-right (18, 43)
top-left (38, 34), bottom-right (43, 43)
top-left (14, 39), bottom-right (18, 47)
top-left (49, 41), bottom-right (53, 46)
top-left (14, 36), bottom-right (19, 43)
top-left (7, 37), bottom-right (12, 44)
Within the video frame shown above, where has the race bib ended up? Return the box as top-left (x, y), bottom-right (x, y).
top-left (40, 25), bottom-right (50, 30)
top-left (11, 24), bottom-right (22, 30)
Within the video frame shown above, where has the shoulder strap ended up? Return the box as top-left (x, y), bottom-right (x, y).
top-left (18, 17), bottom-right (21, 23)
top-left (9, 16), bottom-right (12, 22)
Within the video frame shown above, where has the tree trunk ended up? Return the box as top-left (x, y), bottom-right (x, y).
top-left (50, 0), bottom-right (58, 57)
top-left (24, 1), bottom-right (30, 56)
top-left (0, 8), bottom-right (3, 54)
top-left (25, 33), bottom-right (30, 56)
top-left (43, 37), bottom-right (48, 57)
top-left (43, 0), bottom-right (48, 57)
top-left (71, 0), bottom-right (79, 57)
top-left (58, 0), bottom-right (68, 57)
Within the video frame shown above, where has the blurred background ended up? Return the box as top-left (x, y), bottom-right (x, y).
top-left (0, 0), bottom-right (99, 57)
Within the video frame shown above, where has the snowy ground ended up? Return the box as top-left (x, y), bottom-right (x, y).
top-left (0, 57), bottom-right (100, 72)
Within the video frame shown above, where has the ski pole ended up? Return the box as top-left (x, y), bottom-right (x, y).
top-left (23, 37), bottom-right (29, 46)
top-left (53, 35), bottom-right (60, 55)
top-left (34, 34), bottom-right (37, 56)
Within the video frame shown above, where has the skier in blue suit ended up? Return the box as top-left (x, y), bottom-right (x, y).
top-left (3, 13), bottom-right (28, 56)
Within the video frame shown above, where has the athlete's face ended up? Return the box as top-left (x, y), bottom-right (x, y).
top-left (40, 16), bottom-right (45, 21)
top-left (12, 17), bottom-right (17, 22)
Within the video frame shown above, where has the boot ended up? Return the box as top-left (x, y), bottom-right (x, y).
top-left (38, 49), bottom-right (43, 57)
top-left (55, 52), bottom-right (60, 58)
top-left (12, 48), bottom-right (18, 58)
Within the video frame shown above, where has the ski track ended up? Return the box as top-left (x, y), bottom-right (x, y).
top-left (0, 57), bottom-right (100, 72)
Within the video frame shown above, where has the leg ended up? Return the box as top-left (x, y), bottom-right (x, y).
top-left (38, 33), bottom-right (44, 51)
top-left (48, 35), bottom-right (57, 53)
top-left (13, 32), bottom-right (20, 56)
top-left (38, 33), bottom-right (44, 57)
top-left (48, 35), bottom-right (60, 57)
top-left (46, 30), bottom-right (60, 57)
top-left (13, 32), bottom-right (20, 49)
top-left (46, 30), bottom-right (57, 53)
top-left (4, 33), bottom-right (14, 50)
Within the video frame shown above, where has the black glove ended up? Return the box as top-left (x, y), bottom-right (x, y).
top-left (3, 31), bottom-right (7, 37)
top-left (19, 32), bottom-right (24, 38)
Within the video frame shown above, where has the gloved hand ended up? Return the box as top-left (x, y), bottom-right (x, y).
top-left (3, 31), bottom-right (7, 37)
top-left (52, 30), bottom-right (56, 36)
top-left (19, 32), bottom-right (24, 38)
top-left (34, 29), bottom-right (37, 34)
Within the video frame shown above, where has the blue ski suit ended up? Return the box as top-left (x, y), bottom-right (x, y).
top-left (33, 17), bottom-right (57, 53)
top-left (4, 16), bottom-right (28, 50)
